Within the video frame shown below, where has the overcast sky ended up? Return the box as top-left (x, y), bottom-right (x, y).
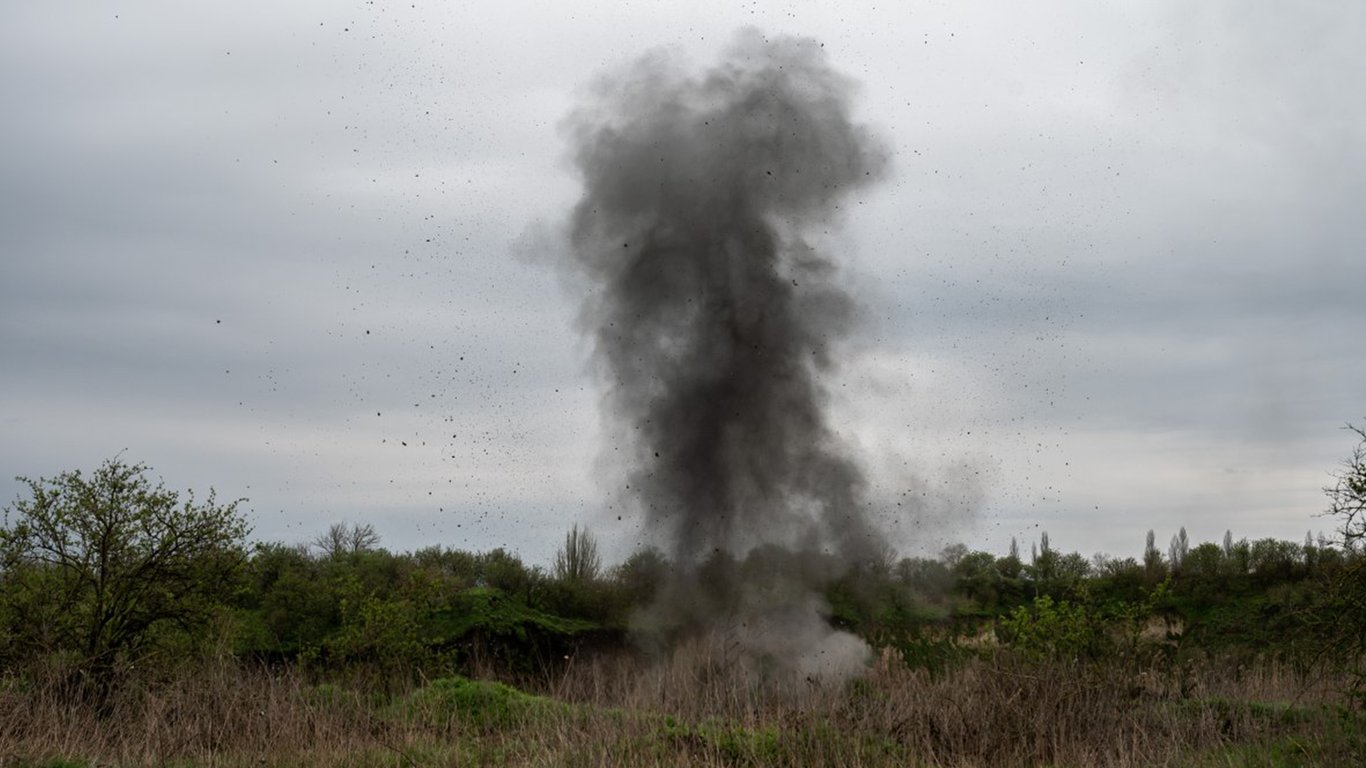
top-left (2, 1), bottom-right (1363, 567)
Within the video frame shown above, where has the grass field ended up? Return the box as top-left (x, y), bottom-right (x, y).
top-left (3, 637), bottom-right (1361, 767)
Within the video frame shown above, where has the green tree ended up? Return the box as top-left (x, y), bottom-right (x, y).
top-left (414, 545), bottom-right (479, 584)
top-left (939, 543), bottom-right (969, 568)
top-left (0, 458), bottom-right (249, 697)
top-left (953, 551), bottom-right (1004, 610)
top-left (1184, 542), bottom-right (1224, 580)
top-left (479, 548), bottom-right (543, 604)
top-left (1248, 538), bottom-right (1303, 584)
top-left (996, 548), bottom-right (1025, 580)
top-left (1055, 552), bottom-right (1092, 583)
top-left (242, 542), bottom-right (337, 656)
top-left (1092, 556), bottom-right (1145, 604)
top-left (613, 547), bottom-right (668, 606)
top-left (896, 556), bottom-right (954, 598)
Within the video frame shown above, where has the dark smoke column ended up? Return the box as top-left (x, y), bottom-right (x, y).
top-left (565, 30), bottom-right (889, 677)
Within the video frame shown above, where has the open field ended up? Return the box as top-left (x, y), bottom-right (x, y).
top-left (3, 643), bottom-right (1361, 768)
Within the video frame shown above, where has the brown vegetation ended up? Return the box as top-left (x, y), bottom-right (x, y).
top-left (0, 642), bottom-right (1356, 767)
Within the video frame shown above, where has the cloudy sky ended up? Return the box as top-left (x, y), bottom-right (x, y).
top-left (2, 1), bottom-right (1362, 567)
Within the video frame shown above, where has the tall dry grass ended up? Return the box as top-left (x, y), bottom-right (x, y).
top-left (0, 642), bottom-right (1353, 767)
top-left (0, 657), bottom-right (428, 766)
top-left (542, 636), bottom-right (1351, 767)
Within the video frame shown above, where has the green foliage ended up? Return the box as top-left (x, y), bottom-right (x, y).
top-left (1028, 547), bottom-right (1092, 598)
top-left (477, 547), bottom-right (543, 603)
top-left (1248, 538), bottom-right (1305, 585)
top-left (897, 556), bottom-right (954, 597)
top-left (321, 590), bottom-right (430, 672)
top-left (420, 586), bottom-right (608, 673)
top-left (885, 628), bottom-right (970, 677)
top-left (413, 544), bottom-right (479, 580)
top-left (7, 453), bottom-right (1364, 700)
top-left (997, 595), bottom-right (1110, 661)
top-left (0, 458), bottom-right (248, 692)
top-left (239, 542), bottom-right (337, 655)
top-left (613, 547), bottom-right (668, 606)
top-left (546, 528), bottom-right (621, 624)
top-left (953, 550), bottom-right (1007, 609)
top-left (1144, 529), bottom-right (1169, 583)
top-left (227, 526), bottom-right (631, 678)
top-left (1184, 543), bottom-right (1225, 580)
top-left (434, 586), bottom-right (598, 639)
top-left (389, 675), bottom-right (565, 730)
top-left (828, 561), bottom-right (937, 636)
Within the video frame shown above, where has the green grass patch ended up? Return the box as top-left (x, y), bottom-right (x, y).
top-left (387, 675), bottom-right (568, 730)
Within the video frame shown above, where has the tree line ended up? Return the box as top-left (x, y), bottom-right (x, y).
top-left (3, 423), bottom-right (1364, 705)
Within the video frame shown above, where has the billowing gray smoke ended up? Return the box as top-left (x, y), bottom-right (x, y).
top-left (564, 30), bottom-right (889, 679)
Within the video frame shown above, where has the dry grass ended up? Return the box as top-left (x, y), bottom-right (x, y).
top-left (541, 637), bottom-right (1357, 767)
top-left (0, 643), bottom-right (1359, 767)
top-left (0, 659), bottom-right (404, 766)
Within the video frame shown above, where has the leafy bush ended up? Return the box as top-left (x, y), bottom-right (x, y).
top-left (997, 595), bottom-right (1110, 661)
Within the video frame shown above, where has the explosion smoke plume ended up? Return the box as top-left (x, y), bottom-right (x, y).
top-left (564, 30), bottom-right (889, 679)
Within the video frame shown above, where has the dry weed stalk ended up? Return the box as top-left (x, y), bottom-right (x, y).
top-left (0, 645), bottom-right (1350, 767)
